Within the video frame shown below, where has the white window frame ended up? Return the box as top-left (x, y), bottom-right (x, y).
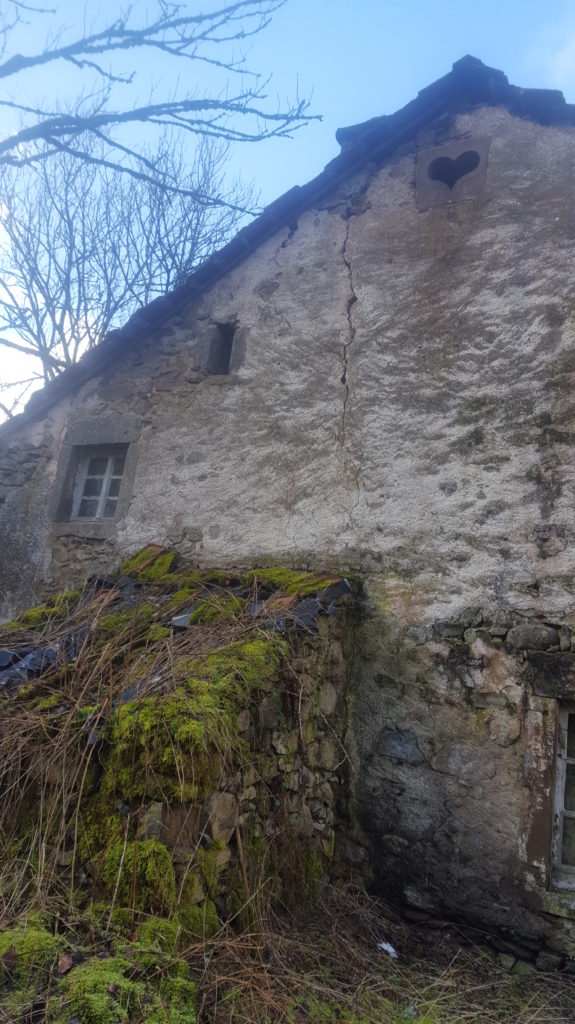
top-left (71, 449), bottom-right (125, 521)
top-left (552, 705), bottom-right (575, 888)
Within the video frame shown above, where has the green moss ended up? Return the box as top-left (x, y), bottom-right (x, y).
top-left (179, 897), bottom-right (219, 938)
top-left (47, 955), bottom-right (142, 1024)
top-left (34, 692), bottom-right (65, 710)
top-left (45, 945), bottom-right (197, 1024)
top-left (148, 624), bottom-right (173, 642)
top-left (153, 976), bottom-right (197, 1024)
top-left (168, 587), bottom-right (197, 607)
top-left (130, 916), bottom-right (182, 973)
top-left (47, 588), bottom-right (82, 611)
top-left (10, 593), bottom-right (83, 631)
top-left (163, 569), bottom-right (229, 588)
top-left (120, 546), bottom-right (176, 580)
top-left (101, 839), bottom-right (176, 913)
top-left (160, 572), bottom-right (203, 588)
top-left (196, 845), bottom-right (229, 898)
top-left (246, 567), bottom-right (340, 595)
top-left (0, 618), bottom-right (20, 636)
top-left (0, 921), bottom-right (61, 984)
top-left (188, 593), bottom-right (243, 624)
top-left (77, 800), bottom-right (125, 864)
top-left (0, 590), bottom-right (84, 643)
top-left (186, 634), bottom-right (288, 690)
top-left (140, 553), bottom-right (177, 581)
top-left (101, 691), bottom-right (223, 802)
top-left (101, 634), bottom-right (286, 803)
top-left (137, 915), bottom-right (180, 954)
top-left (18, 604), bottom-right (52, 627)
top-left (97, 602), bottom-right (155, 635)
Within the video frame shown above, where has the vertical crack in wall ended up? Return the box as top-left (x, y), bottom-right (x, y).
top-left (341, 216), bottom-right (357, 444)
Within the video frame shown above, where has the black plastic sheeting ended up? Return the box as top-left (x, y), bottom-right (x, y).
top-left (0, 574), bottom-right (144, 695)
top-left (276, 579), bottom-right (352, 633)
top-left (0, 578), bottom-right (352, 694)
top-left (0, 628), bottom-right (88, 690)
top-left (173, 578), bottom-right (352, 635)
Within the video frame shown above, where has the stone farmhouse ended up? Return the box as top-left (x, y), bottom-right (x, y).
top-left (3, 55), bottom-right (575, 960)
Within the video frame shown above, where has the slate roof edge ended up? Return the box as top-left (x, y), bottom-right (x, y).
top-left (2, 55), bottom-right (574, 441)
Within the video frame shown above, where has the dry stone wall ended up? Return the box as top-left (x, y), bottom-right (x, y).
top-left (0, 557), bottom-right (357, 944)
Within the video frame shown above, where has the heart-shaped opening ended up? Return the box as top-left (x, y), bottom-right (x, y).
top-left (427, 150), bottom-right (481, 190)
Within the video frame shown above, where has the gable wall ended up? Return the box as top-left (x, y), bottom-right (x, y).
top-left (3, 104), bottom-right (575, 955)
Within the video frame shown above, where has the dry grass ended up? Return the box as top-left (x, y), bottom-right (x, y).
top-left (188, 886), bottom-right (575, 1024)
top-left (0, 573), bottom-right (275, 915)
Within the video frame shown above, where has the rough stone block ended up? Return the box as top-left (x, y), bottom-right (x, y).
top-left (202, 792), bottom-right (238, 843)
top-left (506, 625), bottom-right (559, 651)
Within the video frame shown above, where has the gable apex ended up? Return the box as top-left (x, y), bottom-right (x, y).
top-left (336, 55), bottom-right (570, 153)
top-left (2, 56), bottom-right (575, 438)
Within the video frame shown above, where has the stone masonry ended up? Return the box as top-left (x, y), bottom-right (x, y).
top-left (3, 59), bottom-right (575, 956)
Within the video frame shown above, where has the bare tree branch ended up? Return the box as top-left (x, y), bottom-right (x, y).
top-left (0, 133), bottom-right (256, 392)
top-left (0, 1), bottom-right (313, 418)
top-left (0, 1), bottom-right (315, 186)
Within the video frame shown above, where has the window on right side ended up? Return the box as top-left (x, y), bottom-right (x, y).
top-left (552, 706), bottom-right (575, 888)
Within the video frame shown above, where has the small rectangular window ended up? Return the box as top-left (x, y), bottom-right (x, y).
top-left (552, 707), bottom-right (575, 886)
top-left (206, 323), bottom-right (236, 375)
top-left (71, 446), bottom-right (127, 520)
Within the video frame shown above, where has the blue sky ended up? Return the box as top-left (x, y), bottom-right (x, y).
top-left (2, 0), bottom-right (575, 401)
top-left (234, 0), bottom-right (575, 203)
top-left (7, 0), bottom-right (575, 205)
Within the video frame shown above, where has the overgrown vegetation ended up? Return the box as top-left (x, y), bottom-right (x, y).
top-left (1, 548), bottom-right (573, 1021)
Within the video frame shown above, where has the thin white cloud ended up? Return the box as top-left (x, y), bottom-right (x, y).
top-left (546, 34), bottom-right (575, 96)
top-left (524, 20), bottom-right (575, 101)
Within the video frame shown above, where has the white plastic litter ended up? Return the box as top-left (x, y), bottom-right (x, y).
top-left (377, 940), bottom-right (398, 958)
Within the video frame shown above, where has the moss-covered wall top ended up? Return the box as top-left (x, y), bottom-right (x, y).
top-left (0, 551), bottom-right (354, 1020)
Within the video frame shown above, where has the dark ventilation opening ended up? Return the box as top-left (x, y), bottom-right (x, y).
top-left (427, 150), bottom-right (481, 190)
top-left (207, 323), bottom-right (236, 375)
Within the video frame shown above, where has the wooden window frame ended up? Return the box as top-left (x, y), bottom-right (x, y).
top-left (552, 705), bottom-right (575, 889)
top-left (70, 446), bottom-right (127, 521)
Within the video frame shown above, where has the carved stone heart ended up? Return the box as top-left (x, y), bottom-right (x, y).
top-left (427, 150), bottom-right (481, 190)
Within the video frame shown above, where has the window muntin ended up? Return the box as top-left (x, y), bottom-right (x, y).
top-left (71, 449), bottom-right (126, 520)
